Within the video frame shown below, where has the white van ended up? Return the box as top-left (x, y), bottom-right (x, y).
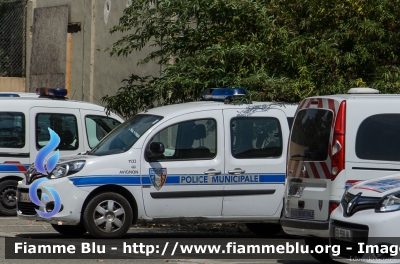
top-left (330, 173), bottom-right (400, 262)
top-left (17, 88), bottom-right (298, 238)
top-left (0, 88), bottom-right (123, 216)
top-left (281, 88), bottom-right (400, 262)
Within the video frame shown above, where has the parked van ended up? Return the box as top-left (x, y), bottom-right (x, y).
top-left (0, 88), bottom-right (123, 215)
top-left (330, 173), bottom-right (400, 262)
top-left (281, 88), bottom-right (400, 262)
top-left (17, 88), bottom-right (297, 238)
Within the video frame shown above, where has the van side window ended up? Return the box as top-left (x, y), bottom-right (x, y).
top-left (85, 115), bottom-right (121, 148)
top-left (149, 119), bottom-right (216, 161)
top-left (231, 117), bottom-right (282, 159)
top-left (0, 112), bottom-right (25, 148)
top-left (356, 114), bottom-right (400, 161)
top-left (36, 113), bottom-right (79, 150)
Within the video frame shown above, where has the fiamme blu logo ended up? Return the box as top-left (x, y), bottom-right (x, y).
top-left (28, 128), bottom-right (62, 218)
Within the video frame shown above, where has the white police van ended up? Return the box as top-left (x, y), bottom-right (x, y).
top-left (17, 88), bottom-right (298, 238)
top-left (0, 88), bottom-right (123, 215)
top-left (330, 174), bottom-right (400, 263)
top-left (281, 88), bottom-right (400, 262)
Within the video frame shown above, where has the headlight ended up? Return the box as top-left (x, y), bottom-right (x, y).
top-left (49, 160), bottom-right (86, 179)
top-left (375, 192), bottom-right (400, 213)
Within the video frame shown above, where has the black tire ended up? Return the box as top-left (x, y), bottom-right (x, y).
top-left (245, 223), bottom-right (282, 236)
top-left (305, 237), bottom-right (337, 263)
top-left (0, 180), bottom-right (18, 216)
top-left (51, 224), bottom-right (87, 236)
top-left (83, 192), bottom-right (133, 238)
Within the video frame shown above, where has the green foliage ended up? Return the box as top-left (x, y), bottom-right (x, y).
top-left (103, 0), bottom-right (400, 118)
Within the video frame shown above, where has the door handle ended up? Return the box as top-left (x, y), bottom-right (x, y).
top-left (204, 169), bottom-right (221, 175)
top-left (228, 168), bottom-right (245, 174)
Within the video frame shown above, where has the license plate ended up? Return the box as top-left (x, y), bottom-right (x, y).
top-left (18, 192), bottom-right (32, 203)
top-left (290, 209), bottom-right (314, 219)
top-left (335, 227), bottom-right (353, 241)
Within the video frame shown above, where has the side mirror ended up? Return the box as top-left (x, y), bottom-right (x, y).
top-left (147, 142), bottom-right (165, 159)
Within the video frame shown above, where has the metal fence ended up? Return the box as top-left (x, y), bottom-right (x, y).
top-left (0, 0), bottom-right (26, 77)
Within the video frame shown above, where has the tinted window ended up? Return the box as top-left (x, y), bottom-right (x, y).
top-left (0, 112), bottom-right (25, 148)
top-left (149, 119), bottom-right (216, 161)
top-left (85, 115), bottom-right (121, 148)
top-left (36, 113), bottom-right (79, 150)
top-left (356, 114), bottom-right (400, 161)
top-left (287, 117), bottom-right (294, 130)
top-left (289, 109), bottom-right (333, 161)
top-left (231, 117), bottom-right (282, 159)
top-left (90, 114), bottom-right (162, 156)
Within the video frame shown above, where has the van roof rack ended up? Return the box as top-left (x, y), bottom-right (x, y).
top-left (347, 88), bottom-right (379, 94)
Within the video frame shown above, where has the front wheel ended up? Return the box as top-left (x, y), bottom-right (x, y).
top-left (0, 180), bottom-right (18, 216)
top-left (51, 224), bottom-right (87, 236)
top-left (83, 192), bottom-right (133, 238)
top-left (245, 223), bottom-right (282, 236)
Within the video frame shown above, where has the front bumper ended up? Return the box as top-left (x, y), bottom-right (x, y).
top-left (17, 177), bottom-right (90, 225)
top-left (329, 205), bottom-right (400, 263)
top-left (280, 214), bottom-right (330, 237)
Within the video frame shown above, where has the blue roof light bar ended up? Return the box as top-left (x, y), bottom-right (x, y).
top-left (202, 88), bottom-right (248, 103)
top-left (0, 94), bottom-right (20, 97)
top-left (36, 88), bottom-right (68, 99)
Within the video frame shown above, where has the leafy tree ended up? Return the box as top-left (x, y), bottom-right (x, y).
top-left (103, 0), bottom-right (400, 119)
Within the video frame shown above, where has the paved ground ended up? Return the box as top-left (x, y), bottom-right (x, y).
top-left (0, 217), bottom-right (322, 264)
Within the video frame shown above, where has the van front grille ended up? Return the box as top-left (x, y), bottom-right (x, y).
top-left (341, 192), bottom-right (380, 217)
top-left (17, 188), bottom-right (40, 216)
top-left (17, 202), bottom-right (39, 215)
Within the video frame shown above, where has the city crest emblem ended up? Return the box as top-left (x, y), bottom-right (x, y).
top-left (149, 168), bottom-right (167, 191)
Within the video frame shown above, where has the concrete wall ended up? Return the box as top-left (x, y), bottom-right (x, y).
top-left (26, 0), bottom-right (160, 104)
top-left (0, 77), bottom-right (26, 92)
top-left (29, 5), bottom-right (68, 91)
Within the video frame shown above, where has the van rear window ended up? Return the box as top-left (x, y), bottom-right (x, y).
top-left (289, 109), bottom-right (333, 161)
top-left (356, 114), bottom-right (400, 161)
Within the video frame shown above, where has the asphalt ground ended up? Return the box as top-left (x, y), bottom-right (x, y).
top-left (0, 217), bottom-right (323, 264)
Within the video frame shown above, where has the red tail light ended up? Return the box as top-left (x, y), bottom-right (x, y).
top-left (329, 202), bottom-right (339, 214)
top-left (331, 100), bottom-right (346, 181)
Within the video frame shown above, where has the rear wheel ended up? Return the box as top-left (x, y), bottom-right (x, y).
top-left (305, 237), bottom-right (336, 263)
top-left (83, 192), bottom-right (133, 238)
top-left (0, 180), bottom-right (18, 216)
top-left (245, 223), bottom-right (282, 236)
top-left (51, 224), bottom-right (87, 236)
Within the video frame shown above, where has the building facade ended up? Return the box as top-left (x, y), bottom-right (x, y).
top-left (0, 0), bottom-right (159, 104)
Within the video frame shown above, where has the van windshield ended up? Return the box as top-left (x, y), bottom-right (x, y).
top-left (88, 114), bottom-right (163, 156)
top-left (289, 109), bottom-right (333, 161)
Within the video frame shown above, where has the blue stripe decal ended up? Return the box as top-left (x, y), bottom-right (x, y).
top-left (70, 173), bottom-right (285, 187)
top-left (0, 164), bottom-right (30, 173)
top-left (260, 174), bottom-right (286, 183)
top-left (70, 176), bottom-right (141, 186)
